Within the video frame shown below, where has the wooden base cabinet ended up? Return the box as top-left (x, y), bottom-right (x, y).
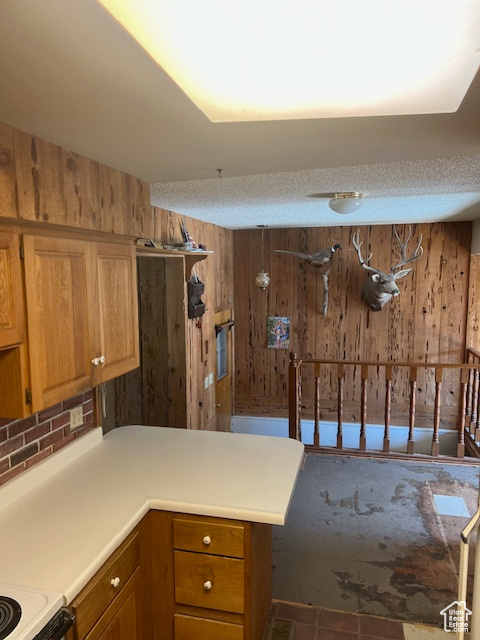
top-left (66, 511), bottom-right (272, 640)
top-left (66, 516), bottom-right (151, 640)
top-left (151, 512), bottom-right (272, 640)
top-left (174, 614), bottom-right (244, 640)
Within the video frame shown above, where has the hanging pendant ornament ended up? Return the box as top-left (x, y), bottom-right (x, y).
top-left (255, 225), bottom-right (270, 290)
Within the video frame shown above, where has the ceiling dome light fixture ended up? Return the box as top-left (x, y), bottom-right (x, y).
top-left (329, 192), bottom-right (364, 214)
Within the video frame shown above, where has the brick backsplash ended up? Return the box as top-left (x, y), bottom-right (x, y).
top-left (0, 390), bottom-right (96, 486)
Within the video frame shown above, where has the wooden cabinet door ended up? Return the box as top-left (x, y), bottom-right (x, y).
top-left (0, 230), bottom-right (24, 348)
top-left (23, 235), bottom-right (94, 412)
top-left (85, 575), bottom-right (139, 640)
top-left (92, 242), bottom-right (139, 384)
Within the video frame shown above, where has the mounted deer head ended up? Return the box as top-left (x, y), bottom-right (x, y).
top-left (352, 226), bottom-right (423, 312)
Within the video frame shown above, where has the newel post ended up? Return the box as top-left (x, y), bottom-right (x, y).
top-left (289, 352), bottom-right (301, 441)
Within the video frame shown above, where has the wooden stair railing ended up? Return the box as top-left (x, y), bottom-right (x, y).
top-left (466, 347), bottom-right (480, 441)
top-left (289, 351), bottom-right (480, 459)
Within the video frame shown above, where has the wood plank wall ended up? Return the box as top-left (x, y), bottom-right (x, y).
top-left (153, 207), bottom-right (234, 430)
top-left (233, 223), bottom-right (472, 427)
top-left (113, 207), bottom-right (234, 431)
top-left (0, 122), bottom-right (151, 236)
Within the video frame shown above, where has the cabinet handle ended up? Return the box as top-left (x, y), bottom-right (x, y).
top-left (202, 536), bottom-right (211, 546)
top-left (203, 580), bottom-right (212, 591)
top-left (91, 357), bottom-right (99, 366)
top-left (99, 355), bottom-right (106, 364)
top-left (111, 577), bottom-right (121, 588)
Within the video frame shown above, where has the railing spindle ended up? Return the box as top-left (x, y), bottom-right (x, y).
top-left (337, 363), bottom-right (344, 449)
top-left (476, 377), bottom-right (480, 443)
top-left (407, 366), bottom-right (417, 455)
top-left (288, 352), bottom-right (301, 441)
top-left (314, 362), bottom-right (320, 448)
top-left (383, 365), bottom-right (392, 453)
top-left (457, 367), bottom-right (468, 458)
top-left (466, 362), bottom-right (473, 429)
top-left (431, 367), bottom-right (443, 457)
top-left (471, 368), bottom-right (479, 427)
top-left (298, 369), bottom-right (303, 443)
top-left (287, 352), bottom-right (480, 459)
top-left (360, 364), bottom-right (368, 451)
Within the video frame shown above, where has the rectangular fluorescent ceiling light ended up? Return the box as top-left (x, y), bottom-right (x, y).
top-left (97, 0), bottom-right (480, 123)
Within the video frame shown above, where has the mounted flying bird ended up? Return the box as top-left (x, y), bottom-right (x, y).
top-left (273, 243), bottom-right (342, 268)
top-left (273, 243), bottom-right (342, 316)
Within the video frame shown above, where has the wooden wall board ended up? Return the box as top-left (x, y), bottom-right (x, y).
top-left (249, 228), bottom-right (272, 399)
top-left (165, 259), bottom-right (188, 427)
top-left (139, 258), bottom-right (168, 426)
top-left (14, 130), bottom-right (68, 225)
top-left (439, 222), bottom-right (471, 408)
top-left (361, 225), bottom-right (394, 408)
top-left (5, 124), bottom-right (151, 237)
top-left (338, 226), bottom-right (365, 405)
top-left (234, 222), bottom-right (473, 429)
top-left (125, 207), bottom-right (235, 429)
top-left (113, 368), bottom-right (143, 427)
top-left (232, 230), bottom-right (251, 405)
top-left (388, 226), bottom-right (417, 407)
top-left (466, 254), bottom-right (480, 352)
top-left (0, 123), bottom-right (17, 218)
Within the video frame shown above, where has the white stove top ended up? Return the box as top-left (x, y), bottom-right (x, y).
top-left (0, 584), bottom-right (63, 640)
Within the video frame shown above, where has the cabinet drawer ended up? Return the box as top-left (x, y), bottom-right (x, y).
top-left (71, 532), bottom-right (139, 640)
top-left (174, 550), bottom-right (244, 613)
top-left (174, 614), bottom-right (243, 640)
top-left (173, 517), bottom-right (244, 558)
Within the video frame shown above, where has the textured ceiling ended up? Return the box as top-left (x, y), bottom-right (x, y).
top-left (151, 156), bottom-right (480, 229)
top-left (0, 0), bottom-right (479, 229)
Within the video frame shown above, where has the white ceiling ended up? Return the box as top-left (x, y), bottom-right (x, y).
top-left (1, 0), bottom-right (479, 229)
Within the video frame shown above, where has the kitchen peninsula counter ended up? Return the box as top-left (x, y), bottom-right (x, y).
top-left (0, 426), bottom-right (304, 605)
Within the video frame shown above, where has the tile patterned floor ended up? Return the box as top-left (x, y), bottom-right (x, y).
top-left (265, 601), bottom-right (456, 640)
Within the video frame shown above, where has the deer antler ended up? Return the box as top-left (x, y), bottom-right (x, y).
top-left (352, 229), bottom-right (380, 274)
top-left (391, 225), bottom-right (423, 272)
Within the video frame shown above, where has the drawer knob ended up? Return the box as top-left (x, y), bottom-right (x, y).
top-left (99, 355), bottom-right (106, 364)
top-left (91, 357), bottom-right (99, 366)
top-left (202, 536), bottom-right (211, 546)
top-left (203, 580), bottom-right (212, 591)
top-left (111, 577), bottom-right (121, 588)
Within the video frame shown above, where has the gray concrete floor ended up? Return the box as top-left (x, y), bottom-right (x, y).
top-left (272, 453), bottom-right (480, 625)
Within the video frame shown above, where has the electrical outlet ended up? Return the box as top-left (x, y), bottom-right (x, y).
top-left (204, 376), bottom-right (209, 389)
top-left (70, 406), bottom-right (84, 430)
top-left (208, 373), bottom-right (214, 386)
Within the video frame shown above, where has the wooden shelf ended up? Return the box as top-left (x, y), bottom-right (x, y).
top-left (135, 246), bottom-right (213, 280)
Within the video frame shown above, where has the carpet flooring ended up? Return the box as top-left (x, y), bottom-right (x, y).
top-left (272, 453), bottom-right (480, 625)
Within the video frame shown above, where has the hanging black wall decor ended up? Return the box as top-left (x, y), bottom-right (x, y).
top-left (188, 276), bottom-right (206, 318)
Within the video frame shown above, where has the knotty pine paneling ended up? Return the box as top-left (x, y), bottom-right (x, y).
top-left (0, 122), bottom-right (152, 237)
top-left (234, 223), bottom-right (472, 427)
top-left (129, 207), bottom-right (234, 430)
top-left (153, 207), bottom-right (234, 429)
top-left (466, 254), bottom-right (480, 352)
top-left (0, 125), bottom-right (17, 218)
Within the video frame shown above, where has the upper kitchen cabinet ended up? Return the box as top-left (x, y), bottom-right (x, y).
top-left (91, 242), bottom-right (139, 384)
top-left (0, 229), bottom-right (24, 348)
top-left (23, 235), bottom-right (94, 412)
top-left (23, 234), bottom-right (140, 414)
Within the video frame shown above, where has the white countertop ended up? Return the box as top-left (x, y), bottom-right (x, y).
top-left (0, 425), bottom-right (304, 605)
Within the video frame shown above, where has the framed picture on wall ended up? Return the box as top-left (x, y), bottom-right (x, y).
top-left (267, 316), bottom-right (290, 349)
